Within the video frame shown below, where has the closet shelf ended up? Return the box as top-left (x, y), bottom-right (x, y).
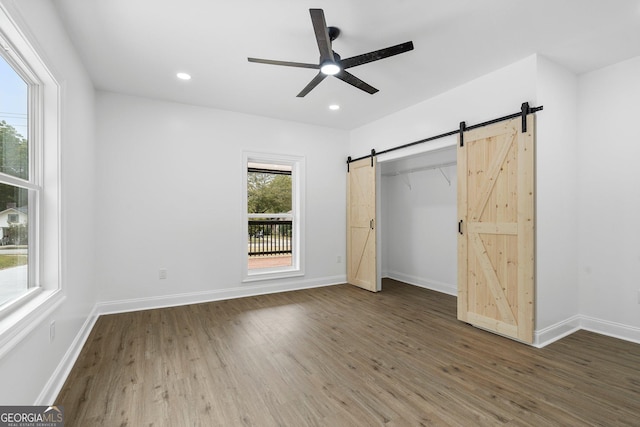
top-left (381, 161), bottom-right (456, 178)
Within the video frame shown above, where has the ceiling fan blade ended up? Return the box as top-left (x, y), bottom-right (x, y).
top-left (335, 70), bottom-right (378, 94)
top-left (340, 41), bottom-right (414, 69)
top-left (248, 57), bottom-right (319, 69)
top-left (297, 72), bottom-right (327, 97)
top-left (309, 9), bottom-right (334, 62)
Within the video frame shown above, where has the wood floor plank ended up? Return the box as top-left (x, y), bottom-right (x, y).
top-left (56, 279), bottom-right (640, 426)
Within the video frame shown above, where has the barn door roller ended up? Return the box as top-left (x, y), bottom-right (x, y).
top-left (521, 102), bottom-right (531, 132)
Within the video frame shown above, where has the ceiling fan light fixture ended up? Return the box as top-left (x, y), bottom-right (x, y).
top-left (320, 62), bottom-right (341, 75)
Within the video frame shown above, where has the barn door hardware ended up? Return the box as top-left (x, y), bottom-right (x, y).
top-left (347, 102), bottom-right (543, 161)
top-left (370, 219), bottom-right (375, 230)
top-left (521, 102), bottom-right (530, 132)
top-left (458, 220), bottom-right (463, 235)
top-left (345, 150), bottom-right (377, 170)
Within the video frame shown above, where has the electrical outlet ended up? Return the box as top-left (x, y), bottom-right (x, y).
top-left (159, 268), bottom-right (167, 279)
top-left (49, 321), bottom-right (55, 343)
top-left (337, 255), bottom-right (342, 263)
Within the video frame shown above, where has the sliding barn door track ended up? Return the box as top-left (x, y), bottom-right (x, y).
top-left (346, 102), bottom-right (543, 169)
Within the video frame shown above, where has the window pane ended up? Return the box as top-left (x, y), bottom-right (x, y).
top-left (247, 162), bottom-right (292, 270)
top-left (0, 183), bottom-right (29, 307)
top-left (247, 163), bottom-right (292, 214)
top-left (0, 55), bottom-right (29, 180)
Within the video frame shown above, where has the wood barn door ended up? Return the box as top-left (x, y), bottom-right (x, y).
top-left (457, 116), bottom-right (535, 343)
top-left (347, 157), bottom-right (378, 292)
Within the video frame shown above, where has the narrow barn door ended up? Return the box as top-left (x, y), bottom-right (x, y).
top-left (347, 157), bottom-right (378, 292)
top-left (457, 116), bottom-right (535, 343)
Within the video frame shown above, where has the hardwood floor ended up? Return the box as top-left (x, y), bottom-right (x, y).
top-left (56, 279), bottom-right (640, 426)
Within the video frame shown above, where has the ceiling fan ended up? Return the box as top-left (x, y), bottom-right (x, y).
top-left (247, 8), bottom-right (414, 97)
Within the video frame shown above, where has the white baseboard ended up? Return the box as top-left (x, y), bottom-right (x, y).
top-left (580, 315), bottom-right (640, 345)
top-left (384, 270), bottom-right (457, 296)
top-left (96, 275), bottom-right (346, 315)
top-left (534, 315), bottom-right (640, 348)
top-left (35, 303), bottom-right (100, 405)
top-left (534, 315), bottom-right (582, 348)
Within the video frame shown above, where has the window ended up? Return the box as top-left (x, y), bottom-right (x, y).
top-left (0, 3), bottom-right (61, 350)
top-left (0, 47), bottom-right (32, 309)
top-left (242, 152), bottom-right (305, 281)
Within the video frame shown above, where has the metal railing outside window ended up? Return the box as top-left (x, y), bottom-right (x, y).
top-left (248, 219), bottom-right (292, 256)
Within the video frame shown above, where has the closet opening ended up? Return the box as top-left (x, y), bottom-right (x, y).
top-left (378, 144), bottom-right (458, 297)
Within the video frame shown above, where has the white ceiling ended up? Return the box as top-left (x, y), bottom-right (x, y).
top-left (53, 0), bottom-right (640, 130)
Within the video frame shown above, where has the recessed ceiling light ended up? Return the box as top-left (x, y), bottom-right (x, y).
top-left (329, 104), bottom-right (340, 111)
top-left (176, 72), bottom-right (191, 80)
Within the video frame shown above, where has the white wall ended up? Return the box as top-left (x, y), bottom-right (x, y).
top-left (578, 56), bottom-right (640, 339)
top-left (95, 92), bottom-right (348, 309)
top-left (534, 56), bottom-right (580, 339)
top-left (0, 0), bottom-right (97, 404)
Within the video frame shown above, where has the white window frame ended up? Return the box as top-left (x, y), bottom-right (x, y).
top-left (242, 151), bottom-right (305, 282)
top-left (0, 4), bottom-right (62, 358)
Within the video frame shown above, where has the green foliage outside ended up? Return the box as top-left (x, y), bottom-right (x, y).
top-left (0, 120), bottom-right (28, 180)
top-left (247, 172), bottom-right (292, 214)
top-left (0, 121), bottom-right (29, 245)
top-left (0, 120), bottom-right (29, 209)
top-left (0, 254), bottom-right (27, 270)
top-left (247, 171), bottom-right (292, 241)
top-left (6, 223), bottom-right (27, 245)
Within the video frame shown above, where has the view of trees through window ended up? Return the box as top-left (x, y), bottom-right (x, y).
top-left (247, 172), bottom-right (291, 214)
top-left (247, 163), bottom-right (293, 270)
top-left (0, 54), bottom-right (30, 307)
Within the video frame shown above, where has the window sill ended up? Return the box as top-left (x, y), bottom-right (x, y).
top-left (243, 268), bottom-right (304, 283)
top-left (0, 288), bottom-right (64, 360)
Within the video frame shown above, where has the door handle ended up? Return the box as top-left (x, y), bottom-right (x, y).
top-left (458, 220), bottom-right (463, 235)
top-left (370, 219), bottom-right (375, 230)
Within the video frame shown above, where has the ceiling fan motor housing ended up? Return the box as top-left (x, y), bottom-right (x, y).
top-left (328, 26), bottom-right (340, 41)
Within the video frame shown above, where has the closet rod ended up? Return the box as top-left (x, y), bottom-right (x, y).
top-left (347, 102), bottom-right (543, 165)
top-left (381, 160), bottom-right (456, 177)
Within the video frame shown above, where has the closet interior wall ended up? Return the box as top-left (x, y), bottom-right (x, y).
top-left (380, 147), bottom-right (458, 296)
